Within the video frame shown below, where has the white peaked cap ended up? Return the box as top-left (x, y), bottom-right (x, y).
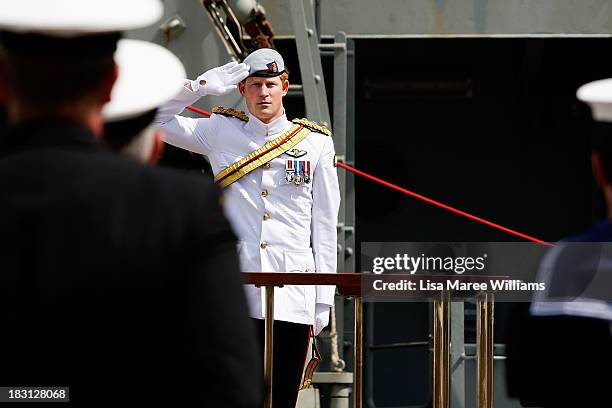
top-left (103, 39), bottom-right (186, 122)
top-left (577, 78), bottom-right (612, 123)
top-left (0, 0), bottom-right (163, 35)
top-left (243, 48), bottom-right (285, 77)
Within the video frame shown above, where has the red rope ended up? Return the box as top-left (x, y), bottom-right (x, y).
top-left (337, 162), bottom-right (553, 247)
top-left (186, 105), bottom-right (211, 117)
top-left (182, 107), bottom-right (552, 247)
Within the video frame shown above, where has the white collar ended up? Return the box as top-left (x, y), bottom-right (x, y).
top-left (245, 111), bottom-right (292, 136)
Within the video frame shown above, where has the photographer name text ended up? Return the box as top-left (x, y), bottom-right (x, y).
top-left (372, 278), bottom-right (545, 292)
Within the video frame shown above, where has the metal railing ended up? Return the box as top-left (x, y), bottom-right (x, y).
top-left (242, 272), bottom-right (496, 408)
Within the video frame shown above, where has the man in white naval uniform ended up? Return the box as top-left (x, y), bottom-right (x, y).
top-left (155, 48), bottom-right (340, 408)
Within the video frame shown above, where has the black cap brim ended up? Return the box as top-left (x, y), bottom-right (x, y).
top-left (249, 69), bottom-right (285, 78)
top-left (0, 31), bottom-right (120, 58)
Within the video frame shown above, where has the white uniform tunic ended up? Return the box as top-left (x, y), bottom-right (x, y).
top-left (155, 84), bottom-right (340, 325)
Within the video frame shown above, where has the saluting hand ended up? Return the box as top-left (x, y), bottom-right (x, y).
top-left (191, 61), bottom-right (250, 96)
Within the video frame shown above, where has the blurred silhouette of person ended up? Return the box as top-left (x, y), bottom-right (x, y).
top-left (506, 79), bottom-right (612, 407)
top-left (0, 1), bottom-right (262, 407)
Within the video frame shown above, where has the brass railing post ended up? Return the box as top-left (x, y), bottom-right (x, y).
top-left (433, 294), bottom-right (450, 408)
top-left (477, 292), bottom-right (494, 408)
top-left (264, 286), bottom-right (275, 408)
top-left (354, 297), bottom-right (363, 408)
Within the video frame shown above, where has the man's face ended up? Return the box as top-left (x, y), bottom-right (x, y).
top-left (239, 75), bottom-right (288, 124)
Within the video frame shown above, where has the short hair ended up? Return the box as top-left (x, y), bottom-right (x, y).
top-left (104, 109), bottom-right (157, 151)
top-left (592, 122), bottom-right (612, 182)
top-left (0, 32), bottom-right (118, 109)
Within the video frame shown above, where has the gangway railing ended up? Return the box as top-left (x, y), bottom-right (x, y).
top-left (242, 272), bottom-right (497, 408)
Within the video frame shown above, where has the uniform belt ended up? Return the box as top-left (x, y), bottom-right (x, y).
top-left (214, 123), bottom-right (311, 189)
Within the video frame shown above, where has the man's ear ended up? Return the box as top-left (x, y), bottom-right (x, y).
top-left (101, 63), bottom-right (119, 104)
top-left (592, 152), bottom-right (608, 189)
top-left (0, 57), bottom-right (9, 105)
top-left (238, 81), bottom-right (245, 96)
top-left (282, 79), bottom-right (289, 97)
top-left (149, 128), bottom-right (165, 164)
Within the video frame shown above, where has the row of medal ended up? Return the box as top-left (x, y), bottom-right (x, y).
top-left (285, 159), bottom-right (311, 185)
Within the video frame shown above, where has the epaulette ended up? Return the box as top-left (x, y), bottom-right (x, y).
top-left (212, 106), bottom-right (249, 122)
top-left (292, 118), bottom-right (332, 136)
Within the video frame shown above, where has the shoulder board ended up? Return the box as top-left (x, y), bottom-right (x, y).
top-left (212, 106), bottom-right (249, 122)
top-left (292, 118), bottom-right (332, 136)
